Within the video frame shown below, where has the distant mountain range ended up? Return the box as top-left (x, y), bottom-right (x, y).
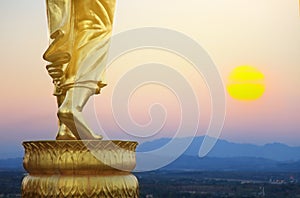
top-left (137, 136), bottom-right (300, 161)
top-left (135, 136), bottom-right (300, 172)
top-left (1, 136), bottom-right (300, 172)
top-left (0, 158), bottom-right (23, 170)
top-left (160, 156), bottom-right (300, 172)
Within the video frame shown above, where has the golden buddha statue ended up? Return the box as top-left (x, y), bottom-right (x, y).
top-left (43, 0), bottom-right (116, 140)
top-left (22, 2), bottom-right (139, 197)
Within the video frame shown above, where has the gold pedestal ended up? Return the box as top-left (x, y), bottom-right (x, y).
top-left (21, 140), bottom-right (139, 197)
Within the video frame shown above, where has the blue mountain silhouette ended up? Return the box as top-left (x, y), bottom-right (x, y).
top-left (138, 136), bottom-right (300, 161)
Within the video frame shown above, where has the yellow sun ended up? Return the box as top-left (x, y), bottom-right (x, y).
top-left (227, 65), bottom-right (265, 101)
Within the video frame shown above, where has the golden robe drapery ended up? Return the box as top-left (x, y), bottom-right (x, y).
top-left (43, 0), bottom-right (116, 96)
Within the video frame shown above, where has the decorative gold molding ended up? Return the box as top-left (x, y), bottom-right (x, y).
top-left (22, 140), bottom-right (139, 197)
top-left (22, 174), bottom-right (139, 198)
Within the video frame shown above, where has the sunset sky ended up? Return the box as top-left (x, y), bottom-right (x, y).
top-left (0, 0), bottom-right (299, 158)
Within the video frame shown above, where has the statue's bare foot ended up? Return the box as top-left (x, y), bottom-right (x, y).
top-left (58, 107), bottom-right (103, 140)
top-left (56, 124), bottom-right (77, 140)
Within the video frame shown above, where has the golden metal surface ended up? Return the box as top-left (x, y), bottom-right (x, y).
top-left (43, 0), bottom-right (116, 140)
top-left (22, 174), bottom-right (139, 198)
top-left (22, 1), bottom-right (140, 197)
top-left (23, 140), bottom-right (138, 174)
top-left (22, 140), bottom-right (139, 198)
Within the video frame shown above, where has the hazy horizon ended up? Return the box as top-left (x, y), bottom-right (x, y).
top-left (1, 135), bottom-right (300, 160)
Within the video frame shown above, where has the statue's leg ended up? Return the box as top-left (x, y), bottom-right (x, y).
top-left (57, 88), bottom-right (103, 140)
top-left (54, 0), bottom-right (116, 140)
top-left (43, 0), bottom-right (79, 140)
top-left (56, 94), bottom-right (77, 140)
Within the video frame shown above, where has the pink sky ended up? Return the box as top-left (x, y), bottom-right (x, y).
top-left (0, 0), bottom-right (299, 158)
